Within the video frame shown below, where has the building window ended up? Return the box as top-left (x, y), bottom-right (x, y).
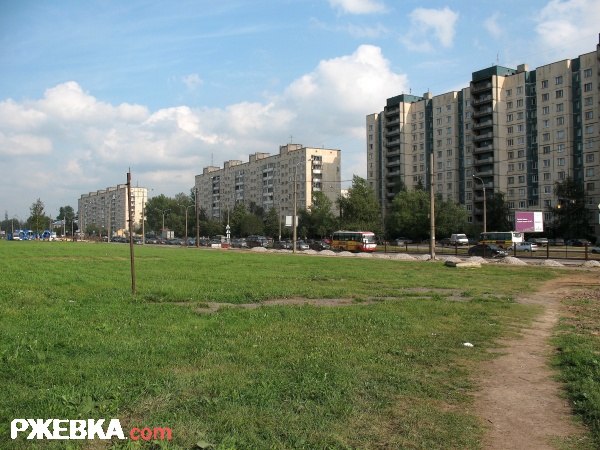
top-left (557, 130), bottom-right (565, 139)
top-left (587, 183), bottom-right (595, 191)
top-left (506, 89), bottom-right (512, 97)
top-left (558, 171), bottom-right (565, 180)
top-left (507, 138), bottom-right (514, 146)
top-left (542, 93), bottom-right (549, 101)
top-left (543, 119), bottom-right (550, 128)
top-left (556, 116), bottom-right (564, 126)
top-left (518, 176), bottom-right (525, 183)
top-left (543, 146), bottom-right (550, 154)
top-left (558, 158), bottom-right (565, 166)
top-left (518, 162), bottom-right (525, 170)
top-left (586, 168), bottom-right (594, 177)
top-left (584, 82), bottom-right (593, 92)
top-left (508, 126), bottom-right (513, 134)
top-left (507, 101), bottom-right (513, 109)
top-left (517, 99), bottom-right (523, 107)
top-left (508, 151), bottom-right (514, 159)
top-left (555, 89), bottom-right (563, 99)
top-left (508, 177), bottom-right (514, 184)
top-left (517, 86), bottom-right (523, 94)
top-left (436, 106), bottom-right (442, 114)
top-left (507, 114), bottom-right (513, 121)
top-left (543, 159), bottom-right (550, 168)
top-left (557, 144), bottom-right (565, 152)
top-left (556, 103), bottom-right (564, 112)
top-left (518, 150), bottom-right (525, 158)
top-left (508, 163), bottom-right (514, 172)
top-left (585, 111), bottom-right (593, 120)
top-left (584, 68), bottom-right (592, 78)
top-left (586, 125), bottom-right (594, 134)
top-left (585, 96), bottom-right (593, 106)
top-left (542, 106), bottom-right (549, 115)
top-left (541, 80), bottom-right (548, 89)
top-left (544, 173), bottom-right (552, 180)
top-left (586, 153), bottom-right (594, 163)
top-left (517, 137), bottom-right (525, 145)
top-left (555, 75), bottom-right (563, 85)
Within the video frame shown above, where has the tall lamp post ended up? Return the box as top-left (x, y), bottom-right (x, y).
top-left (178, 204), bottom-right (195, 245)
top-left (141, 189), bottom-right (153, 244)
top-left (472, 175), bottom-right (487, 233)
top-left (158, 209), bottom-right (170, 236)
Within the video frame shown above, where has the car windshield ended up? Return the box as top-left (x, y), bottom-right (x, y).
top-left (487, 244), bottom-right (500, 250)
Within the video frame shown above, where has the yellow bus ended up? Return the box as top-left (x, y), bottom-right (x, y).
top-left (478, 231), bottom-right (523, 248)
top-left (331, 231), bottom-right (377, 252)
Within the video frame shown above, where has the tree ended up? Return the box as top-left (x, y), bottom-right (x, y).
top-left (28, 198), bottom-right (49, 234)
top-left (485, 192), bottom-right (512, 232)
top-left (337, 176), bottom-right (382, 235)
top-left (57, 206), bottom-right (76, 236)
top-left (548, 177), bottom-right (589, 239)
top-left (308, 192), bottom-right (337, 238)
top-left (386, 189), bottom-right (430, 241)
top-left (435, 196), bottom-right (468, 238)
top-left (264, 207), bottom-right (280, 239)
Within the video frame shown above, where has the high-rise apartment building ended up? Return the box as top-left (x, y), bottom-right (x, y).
top-left (78, 185), bottom-right (148, 237)
top-left (195, 144), bottom-right (341, 223)
top-left (367, 39), bottom-right (600, 238)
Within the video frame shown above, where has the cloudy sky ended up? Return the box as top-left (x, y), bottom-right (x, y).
top-left (1, 0), bottom-right (599, 221)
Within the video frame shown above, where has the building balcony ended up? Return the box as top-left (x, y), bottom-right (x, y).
top-left (473, 144), bottom-right (493, 154)
top-left (473, 131), bottom-right (493, 142)
top-left (386, 137), bottom-right (400, 145)
top-left (385, 107), bottom-right (400, 116)
top-left (385, 128), bottom-right (400, 137)
top-left (473, 156), bottom-right (494, 165)
top-left (386, 148), bottom-right (400, 157)
top-left (473, 119), bottom-right (493, 130)
top-left (472, 95), bottom-right (493, 106)
top-left (386, 117), bottom-right (400, 126)
top-left (312, 169), bottom-right (322, 174)
top-left (471, 82), bottom-right (493, 94)
top-left (474, 168), bottom-right (494, 176)
top-left (472, 107), bottom-right (493, 118)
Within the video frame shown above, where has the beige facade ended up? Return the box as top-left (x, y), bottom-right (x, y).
top-left (78, 185), bottom-right (147, 237)
top-left (368, 41), bottom-right (600, 237)
top-left (195, 144), bottom-right (341, 223)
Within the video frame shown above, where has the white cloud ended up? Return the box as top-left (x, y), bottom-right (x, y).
top-left (0, 45), bottom-right (408, 216)
top-left (328, 0), bottom-right (386, 14)
top-left (535, 0), bottom-right (600, 55)
top-left (182, 73), bottom-right (203, 91)
top-left (484, 12), bottom-right (503, 38)
top-left (401, 7), bottom-right (459, 52)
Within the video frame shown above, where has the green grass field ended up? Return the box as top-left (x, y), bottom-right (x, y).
top-left (0, 240), bottom-right (595, 449)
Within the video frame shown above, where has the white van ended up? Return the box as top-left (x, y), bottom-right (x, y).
top-left (450, 234), bottom-right (469, 246)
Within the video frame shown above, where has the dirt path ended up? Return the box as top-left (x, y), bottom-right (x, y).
top-left (472, 271), bottom-right (597, 449)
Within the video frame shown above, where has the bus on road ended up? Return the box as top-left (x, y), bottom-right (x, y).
top-left (331, 231), bottom-right (377, 252)
top-left (478, 231), bottom-right (523, 248)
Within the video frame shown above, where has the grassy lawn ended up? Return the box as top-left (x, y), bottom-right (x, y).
top-left (551, 284), bottom-right (600, 448)
top-left (0, 240), bottom-right (568, 449)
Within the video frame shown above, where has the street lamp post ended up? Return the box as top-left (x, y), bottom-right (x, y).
top-left (141, 189), bottom-right (152, 245)
top-left (472, 175), bottom-right (486, 233)
top-left (157, 209), bottom-right (170, 236)
top-left (178, 204), bottom-right (195, 245)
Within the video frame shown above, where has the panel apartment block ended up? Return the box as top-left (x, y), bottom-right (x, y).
top-left (78, 185), bottom-right (148, 237)
top-left (195, 144), bottom-right (342, 222)
top-left (368, 38), bottom-right (600, 238)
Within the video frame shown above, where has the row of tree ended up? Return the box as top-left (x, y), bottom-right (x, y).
top-left (3, 176), bottom-right (591, 242)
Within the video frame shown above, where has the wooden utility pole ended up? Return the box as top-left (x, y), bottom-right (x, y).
top-left (127, 170), bottom-right (136, 294)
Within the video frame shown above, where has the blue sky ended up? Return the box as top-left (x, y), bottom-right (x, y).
top-left (1, 0), bottom-right (599, 221)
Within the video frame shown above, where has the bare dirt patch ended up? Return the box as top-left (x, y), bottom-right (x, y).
top-left (472, 270), bottom-right (598, 449)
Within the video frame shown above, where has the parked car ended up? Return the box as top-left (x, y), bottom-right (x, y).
top-left (568, 239), bottom-right (591, 247)
top-left (394, 237), bottom-right (412, 246)
top-left (590, 247), bottom-right (600, 254)
top-left (549, 238), bottom-right (565, 246)
top-left (231, 238), bottom-right (248, 248)
top-left (508, 242), bottom-right (538, 252)
top-left (450, 234), bottom-right (469, 246)
top-left (438, 238), bottom-right (452, 246)
top-left (309, 240), bottom-right (330, 251)
top-left (296, 240), bottom-right (310, 251)
top-left (528, 237), bottom-right (548, 246)
top-left (468, 244), bottom-right (508, 258)
top-left (145, 236), bottom-right (159, 244)
top-left (273, 240), bottom-right (293, 250)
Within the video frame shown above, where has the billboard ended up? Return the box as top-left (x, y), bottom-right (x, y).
top-left (515, 211), bottom-right (544, 233)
